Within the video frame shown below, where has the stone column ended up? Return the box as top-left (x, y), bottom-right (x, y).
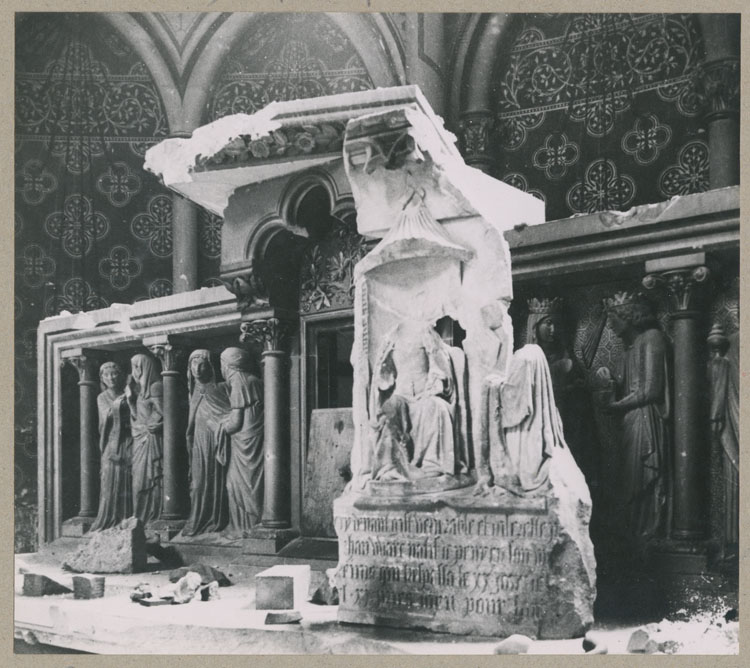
top-left (60, 348), bottom-right (99, 536)
top-left (172, 193), bottom-right (199, 294)
top-left (402, 13), bottom-right (445, 117)
top-left (145, 336), bottom-right (186, 538)
top-left (643, 254), bottom-right (711, 540)
top-left (697, 15), bottom-right (740, 188)
top-left (240, 314), bottom-right (299, 553)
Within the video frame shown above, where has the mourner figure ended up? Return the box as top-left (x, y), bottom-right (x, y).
top-left (599, 292), bottom-right (670, 550)
top-left (183, 349), bottom-right (231, 536)
top-left (707, 323), bottom-right (739, 563)
top-left (526, 297), bottom-right (599, 490)
top-left (89, 362), bottom-right (132, 531)
top-left (127, 353), bottom-right (164, 524)
top-left (219, 347), bottom-right (265, 537)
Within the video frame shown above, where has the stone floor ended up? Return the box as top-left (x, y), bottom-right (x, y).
top-left (13, 547), bottom-right (739, 656)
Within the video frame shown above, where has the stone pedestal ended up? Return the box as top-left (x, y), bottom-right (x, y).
top-left (333, 489), bottom-right (595, 639)
top-left (243, 526), bottom-right (299, 555)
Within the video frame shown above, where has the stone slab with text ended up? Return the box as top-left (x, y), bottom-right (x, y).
top-left (334, 488), bottom-right (593, 639)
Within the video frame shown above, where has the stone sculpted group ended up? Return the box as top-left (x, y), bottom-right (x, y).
top-left (89, 347), bottom-right (264, 538)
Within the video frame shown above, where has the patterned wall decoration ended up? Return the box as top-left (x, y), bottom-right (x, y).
top-left (15, 13), bottom-right (172, 551)
top-left (197, 13), bottom-right (375, 286)
top-left (206, 13), bottom-right (374, 122)
top-left (492, 13), bottom-right (709, 221)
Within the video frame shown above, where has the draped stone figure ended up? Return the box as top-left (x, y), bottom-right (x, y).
top-left (499, 344), bottom-right (568, 492)
top-left (369, 322), bottom-right (469, 482)
top-left (599, 292), bottom-right (669, 549)
top-left (126, 353), bottom-right (164, 524)
top-left (219, 347), bottom-right (264, 537)
top-left (526, 298), bottom-right (598, 490)
top-left (707, 324), bottom-right (739, 560)
top-left (182, 349), bottom-right (231, 536)
top-left (89, 361), bottom-right (132, 531)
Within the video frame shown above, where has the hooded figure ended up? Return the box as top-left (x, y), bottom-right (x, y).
top-left (219, 347), bottom-right (264, 537)
top-left (500, 344), bottom-right (567, 492)
top-left (182, 349), bottom-right (231, 536)
top-left (127, 353), bottom-right (163, 524)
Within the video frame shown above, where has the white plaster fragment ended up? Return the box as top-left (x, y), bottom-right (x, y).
top-left (144, 107), bottom-right (282, 187)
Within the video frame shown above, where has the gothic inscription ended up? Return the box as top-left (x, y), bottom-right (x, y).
top-left (334, 506), bottom-right (560, 635)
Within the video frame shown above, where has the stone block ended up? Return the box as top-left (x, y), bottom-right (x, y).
top-left (493, 634), bottom-right (533, 654)
top-left (63, 517), bottom-right (147, 574)
top-left (334, 488), bottom-right (595, 639)
top-left (72, 575), bottom-right (105, 599)
top-left (22, 574), bottom-right (72, 597)
top-left (255, 565), bottom-right (311, 610)
top-left (303, 408), bottom-right (354, 538)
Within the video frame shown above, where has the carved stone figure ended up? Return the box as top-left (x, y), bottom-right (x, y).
top-left (499, 344), bottom-right (568, 492)
top-left (599, 292), bottom-right (669, 548)
top-left (368, 322), bottom-right (469, 482)
top-left (182, 350), bottom-right (231, 536)
top-left (526, 298), bottom-right (598, 490)
top-left (89, 362), bottom-right (132, 532)
top-left (126, 353), bottom-right (164, 524)
top-left (707, 324), bottom-right (739, 560)
top-left (219, 347), bottom-right (264, 537)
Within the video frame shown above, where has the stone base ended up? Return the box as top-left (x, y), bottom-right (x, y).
top-left (243, 527), bottom-right (299, 555)
top-left (147, 518), bottom-right (186, 542)
top-left (651, 539), bottom-right (735, 615)
top-left (333, 488), bottom-right (595, 639)
top-left (61, 516), bottom-right (96, 537)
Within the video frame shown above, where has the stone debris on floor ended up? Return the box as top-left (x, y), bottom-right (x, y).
top-left (14, 552), bottom-right (739, 655)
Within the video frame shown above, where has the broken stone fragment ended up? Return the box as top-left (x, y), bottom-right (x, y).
top-left (264, 611), bottom-right (302, 625)
top-left (582, 631), bottom-right (608, 654)
top-left (130, 583), bottom-right (153, 603)
top-left (200, 581), bottom-right (220, 601)
top-left (22, 573), bottom-right (73, 597)
top-left (172, 571), bottom-right (203, 604)
top-left (627, 628), bottom-right (658, 653)
top-left (138, 598), bottom-right (173, 607)
top-left (72, 575), bottom-right (105, 599)
top-left (493, 634), bottom-right (533, 654)
top-left (658, 639), bottom-right (681, 654)
top-left (310, 567), bottom-right (339, 606)
top-left (63, 517), bottom-right (147, 574)
top-left (168, 563), bottom-right (231, 587)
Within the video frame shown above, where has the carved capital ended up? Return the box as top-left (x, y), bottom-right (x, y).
top-left (698, 58), bottom-right (740, 122)
top-left (642, 266), bottom-right (710, 313)
top-left (240, 317), bottom-right (294, 352)
top-left (223, 267), bottom-right (270, 313)
top-left (61, 350), bottom-right (99, 384)
top-left (148, 343), bottom-right (182, 373)
top-left (457, 111), bottom-right (496, 170)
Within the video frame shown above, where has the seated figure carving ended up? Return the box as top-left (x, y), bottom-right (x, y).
top-left (368, 321), bottom-right (469, 483)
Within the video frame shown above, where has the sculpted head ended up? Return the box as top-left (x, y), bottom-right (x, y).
top-left (99, 361), bottom-right (124, 392)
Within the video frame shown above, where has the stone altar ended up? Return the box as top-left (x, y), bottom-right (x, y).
top-left (333, 93), bottom-right (595, 638)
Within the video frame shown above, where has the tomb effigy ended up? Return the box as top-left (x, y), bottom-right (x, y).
top-left (332, 98), bottom-right (596, 638)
